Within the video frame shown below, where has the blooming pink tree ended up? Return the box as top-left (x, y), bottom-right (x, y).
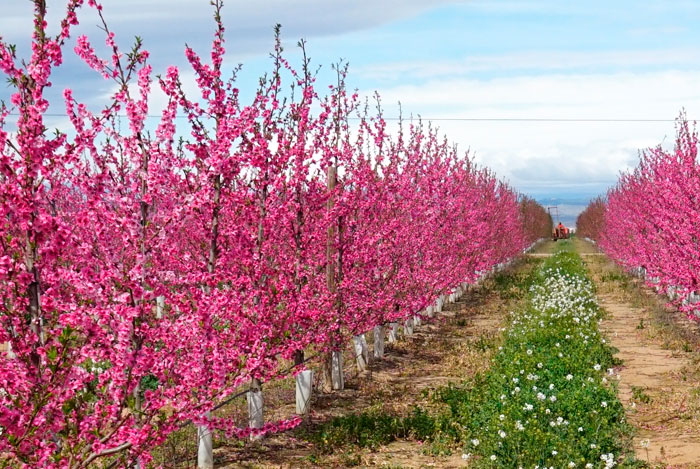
top-left (521, 196), bottom-right (553, 242)
top-left (576, 196), bottom-right (605, 241)
top-left (600, 114), bottom-right (700, 318)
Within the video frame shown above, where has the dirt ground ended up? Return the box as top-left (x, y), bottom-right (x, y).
top-left (578, 238), bottom-right (700, 468)
top-left (209, 247), bottom-right (544, 468)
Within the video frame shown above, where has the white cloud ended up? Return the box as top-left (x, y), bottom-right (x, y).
top-left (371, 69), bottom-right (700, 196)
top-left (356, 49), bottom-right (700, 81)
top-left (1, 0), bottom-right (461, 58)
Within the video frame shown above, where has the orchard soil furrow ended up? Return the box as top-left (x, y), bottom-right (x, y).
top-left (579, 238), bottom-right (700, 468)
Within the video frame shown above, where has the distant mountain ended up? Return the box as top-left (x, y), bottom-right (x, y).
top-left (533, 195), bottom-right (599, 229)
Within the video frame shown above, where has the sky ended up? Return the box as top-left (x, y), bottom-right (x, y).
top-left (3, 0), bottom-right (700, 227)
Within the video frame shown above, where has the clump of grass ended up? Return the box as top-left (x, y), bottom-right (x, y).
top-left (630, 386), bottom-right (652, 404)
top-left (305, 408), bottom-right (436, 452)
top-left (491, 270), bottom-right (533, 300)
top-left (601, 271), bottom-right (627, 283)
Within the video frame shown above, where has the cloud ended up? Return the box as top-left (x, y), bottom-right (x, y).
top-left (370, 69), bottom-right (700, 197)
top-left (1, 0), bottom-right (461, 59)
top-left (356, 49), bottom-right (700, 81)
top-left (372, 70), bottom-right (700, 115)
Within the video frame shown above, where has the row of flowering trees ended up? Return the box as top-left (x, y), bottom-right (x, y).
top-left (575, 197), bottom-right (605, 241)
top-left (581, 114), bottom-right (700, 318)
top-left (520, 196), bottom-right (553, 242)
top-left (0, 1), bottom-right (549, 467)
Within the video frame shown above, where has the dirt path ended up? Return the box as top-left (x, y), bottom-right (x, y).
top-left (578, 239), bottom-right (700, 467)
top-left (221, 287), bottom-right (518, 468)
top-left (216, 294), bottom-right (507, 468)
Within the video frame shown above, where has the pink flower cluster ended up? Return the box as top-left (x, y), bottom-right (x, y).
top-left (0, 1), bottom-right (550, 467)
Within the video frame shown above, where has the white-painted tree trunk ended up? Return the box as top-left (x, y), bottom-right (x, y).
top-left (648, 275), bottom-right (660, 292)
top-left (197, 411), bottom-right (213, 469)
top-left (295, 370), bottom-right (313, 414)
top-left (404, 318), bottom-right (414, 336)
top-left (668, 285), bottom-right (678, 300)
top-left (353, 335), bottom-right (368, 371)
top-left (388, 322), bottom-right (399, 343)
top-left (247, 384), bottom-right (264, 441)
top-left (156, 295), bottom-right (165, 319)
top-left (361, 334), bottom-right (369, 364)
top-left (413, 315), bottom-right (422, 327)
top-left (688, 291), bottom-right (700, 316)
top-left (331, 350), bottom-right (344, 390)
top-left (373, 325), bottom-right (385, 359)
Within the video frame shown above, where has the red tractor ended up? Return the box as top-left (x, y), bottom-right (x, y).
top-left (552, 222), bottom-right (570, 241)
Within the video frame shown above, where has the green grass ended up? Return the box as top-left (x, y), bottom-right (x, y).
top-left (630, 386), bottom-right (652, 404)
top-left (491, 270), bottom-right (532, 300)
top-left (305, 408), bottom-right (436, 451)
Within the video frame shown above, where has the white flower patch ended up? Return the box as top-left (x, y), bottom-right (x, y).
top-left (468, 253), bottom-right (619, 467)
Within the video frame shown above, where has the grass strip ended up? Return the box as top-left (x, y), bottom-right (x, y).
top-left (441, 248), bottom-right (635, 467)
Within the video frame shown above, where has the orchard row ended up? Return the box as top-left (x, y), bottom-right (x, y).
top-left (578, 114), bottom-right (700, 318)
top-left (0, 1), bottom-right (550, 467)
